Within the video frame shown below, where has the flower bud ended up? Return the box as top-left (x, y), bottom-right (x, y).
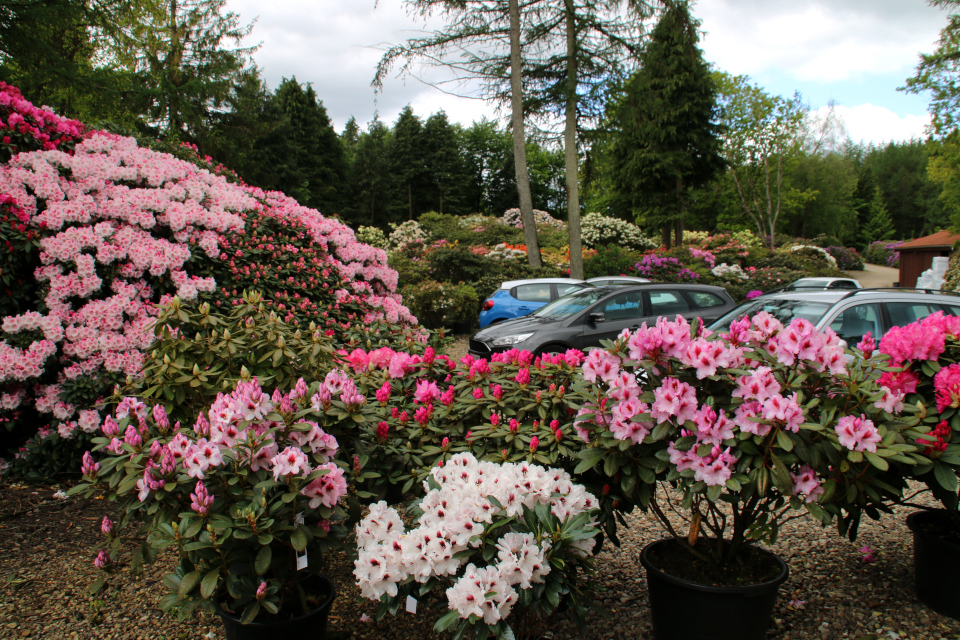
top-left (441, 437), bottom-right (450, 450)
top-left (81, 451), bottom-right (100, 478)
top-left (100, 516), bottom-right (113, 536)
top-left (529, 436), bottom-right (539, 453)
top-left (256, 581), bottom-right (267, 601)
top-left (94, 550), bottom-right (109, 570)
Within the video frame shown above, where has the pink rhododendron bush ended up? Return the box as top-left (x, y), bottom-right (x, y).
top-left (570, 313), bottom-right (931, 570)
top-left (0, 84), bottom-right (414, 476)
top-left (72, 378), bottom-right (350, 623)
top-left (876, 312), bottom-right (960, 518)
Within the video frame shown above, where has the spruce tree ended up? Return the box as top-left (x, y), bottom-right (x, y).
top-left (389, 106), bottom-right (427, 220)
top-left (609, 0), bottom-right (724, 248)
top-left (861, 186), bottom-right (897, 244)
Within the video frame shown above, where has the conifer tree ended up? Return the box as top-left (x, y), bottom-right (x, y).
top-left (609, 0), bottom-right (723, 248)
top-left (861, 186), bottom-right (897, 244)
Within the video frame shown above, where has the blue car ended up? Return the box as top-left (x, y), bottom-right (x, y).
top-left (479, 278), bottom-right (592, 328)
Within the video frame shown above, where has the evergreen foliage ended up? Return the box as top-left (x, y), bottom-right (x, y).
top-left (608, 0), bottom-right (724, 248)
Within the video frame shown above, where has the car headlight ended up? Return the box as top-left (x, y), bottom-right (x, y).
top-left (492, 333), bottom-right (534, 346)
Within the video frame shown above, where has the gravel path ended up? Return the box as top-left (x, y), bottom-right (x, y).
top-left (2, 479), bottom-right (959, 640)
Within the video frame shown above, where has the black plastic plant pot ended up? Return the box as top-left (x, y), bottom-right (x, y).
top-left (640, 538), bottom-right (789, 640)
top-left (216, 574), bottom-right (336, 640)
top-left (907, 509), bottom-right (960, 621)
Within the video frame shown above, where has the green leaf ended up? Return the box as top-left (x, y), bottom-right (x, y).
top-left (863, 451), bottom-right (889, 471)
top-left (200, 568), bottom-right (220, 599)
top-left (177, 570), bottom-right (203, 599)
top-left (434, 610), bottom-right (462, 633)
top-left (574, 448), bottom-right (605, 474)
top-left (775, 430), bottom-right (794, 452)
top-left (290, 527), bottom-right (308, 552)
top-left (255, 546), bottom-right (272, 575)
top-left (88, 576), bottom-right (105, 596)
top-left (935, 462), bottom-right (960, 492)
top-left (240, 602), bottom-right (261, 625)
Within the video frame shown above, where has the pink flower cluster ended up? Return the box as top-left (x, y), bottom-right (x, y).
top-left (835, 414), bottom-right (881, 452)
top-left (879, 311), bottom-right (960, 366)
top-left (354, 454), bottom-right (597, 623)
top-left (0, 86), bottom-right (419, 443)
top-left (95, 378), bottom-right (347, 510)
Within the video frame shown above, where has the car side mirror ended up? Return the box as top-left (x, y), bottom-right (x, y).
top-left (588, 312), bottom-right (605, 324)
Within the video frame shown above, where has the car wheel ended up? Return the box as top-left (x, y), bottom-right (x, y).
top-left (536, 343), bottom-right (568, 358)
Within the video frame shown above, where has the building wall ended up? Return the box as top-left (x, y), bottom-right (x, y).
top-left (899, 248), bottom-right (952, 288)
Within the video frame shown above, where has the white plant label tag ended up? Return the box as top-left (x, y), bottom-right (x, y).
top-left (297, 551), bottom-right (308, 570)
top-left (405, 595), bottom-right (417, 614)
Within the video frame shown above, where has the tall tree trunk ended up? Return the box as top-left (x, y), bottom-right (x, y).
top-left (509, 0), bottom-right (542, 267)
top-left (563, 0), bottom-right (583, 279)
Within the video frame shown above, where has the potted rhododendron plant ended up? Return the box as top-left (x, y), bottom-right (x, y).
top-left (72, 377), bottom-right (350, 638)
top-left (572, 313), bottom-right (927, 640)
top-left (874, 311), bottom-right (960, 621)
top-left (354, 453), bottom-right (601, 639)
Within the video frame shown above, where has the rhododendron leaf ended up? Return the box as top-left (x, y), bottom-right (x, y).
top-left (290, 527), bottom-right (308, 552)
top-left (240, 602), bottom-right (260, 625)
top-left (706, 484), bottom-right (723, 502)
top-left (88, 576), bottom-right (105, 595)
top-left (254, 547), bottom-right (271, 576)
top-left (475, 624), bottom-right (491, 640)
top-left (451, 620), bottom-right (470, 640)
top-left (200, 568), bottom-right (220, 599)
top-left (769, 454), bottom-right (793, 494)
top-left (574, 449), bottom-right (605, 474)
top-left (775, 430), bottom-right (794, 452)
top-left (848, 451), bottom-right (863, 463)
top-left (177, 570), bottom-right (202, 599)
top-left (725, 478), bottom-right (742, 492)
top-left (934, 462), bottom-right (959, 492)
top-left (182, 519), bottom-right (203, 539)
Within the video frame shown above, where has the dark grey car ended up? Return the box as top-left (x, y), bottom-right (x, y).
top-left (468, 283), bottom-right (736, 358)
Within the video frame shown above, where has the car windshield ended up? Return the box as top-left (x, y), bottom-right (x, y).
top-left (708, 297), bottom-right (833, 331)
top-left (533, 288), bottom-right (610, 320)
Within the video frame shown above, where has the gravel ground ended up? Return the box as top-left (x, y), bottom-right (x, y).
top-left (3, 335), bottom-right (960, 639)
top-left (3, 480), bottom-right (960, 640)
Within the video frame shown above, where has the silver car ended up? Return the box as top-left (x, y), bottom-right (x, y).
top-left (708, 288), bottom-right (960, 345)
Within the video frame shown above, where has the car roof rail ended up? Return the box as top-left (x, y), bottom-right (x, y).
top-left (837, 287), bottom-right (960, 301)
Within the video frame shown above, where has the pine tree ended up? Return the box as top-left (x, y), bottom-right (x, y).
top-left (608, 0), bottom-right (724, 248)
top-left (861, 186), bottom-right (897, 244)
top-left (247, 78), bottom-right (346, 214)
top-left (421, 112), bottom-right (471, 214)
top-left (389, 106), bottom-right (427, 220)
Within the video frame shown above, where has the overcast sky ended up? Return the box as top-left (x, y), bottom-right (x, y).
top-left (225, 0), bottom-right (948, 146)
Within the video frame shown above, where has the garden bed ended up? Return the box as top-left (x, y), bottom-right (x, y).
top-left (2, 481), bottom-right (957, 640)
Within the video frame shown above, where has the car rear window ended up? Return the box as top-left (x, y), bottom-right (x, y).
top-left (886, 301), bottom-right (941, 328)
top-left (649, 291), bottom-right (689, 316)
top-left (709, 298), bottom-right (832, 332)
top-left (827, 303), bottom-right (882, 344)
top-left (533, 288), bottom-right (609, 319)
top-left (513, 284), bottom-right (551, 302)
top-left (690, 291), bottom-right (726, 309)
top-left (556, 283), bottom-right (585, 297)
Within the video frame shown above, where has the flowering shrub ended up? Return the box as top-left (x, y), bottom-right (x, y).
top-left (876, 313), bottom-right (960, 516)
top-left (682, 230), bottom-right (710, 245)
top-left (0, 82), bottom-right (86, 162)
top-left (399, 281), bottom-right (478, 330)
top-left (863, 240), bottom-right (906, 269)
top-left (0, 87), bottom-right (413, 468)
top-left (710, 263), bottom-right (748, 281)
top-left (583, 245), bottom-right (642, 279)
top-left (72, 378), bottom-right (349, 623)
top-left (571, 313), bottom-right (926, 566)
top-left (688, 247), bottom-right (716, 268)
top-left (500, 208), bottom-right (565, 230)
top-left (355, 453), bottom-right (599, 637)
top-left (581, 212), bottom-right (658, 251)
top-left (824, 246), bottom-right (864, 271)
top-left (387, 220), bottom-right (428, 250)
top-left (633, 253), bottom-right (699, 282)
top-left (356, 225), bottom-right (388, 249)
top-left (486, 243), bottom-right (529, 261)
top-left (743, 266), bottom-right (805, 292)
top-left (788, 244), bottom-right (839, 269)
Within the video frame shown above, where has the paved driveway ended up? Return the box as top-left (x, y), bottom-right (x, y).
top-left (847, 263), bottom-right (899, 288)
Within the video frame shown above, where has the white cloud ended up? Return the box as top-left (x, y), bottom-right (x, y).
top-left (815, 103), bottom-right (930, 146)
top-left (696, 0), bottom-right (946, 82)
